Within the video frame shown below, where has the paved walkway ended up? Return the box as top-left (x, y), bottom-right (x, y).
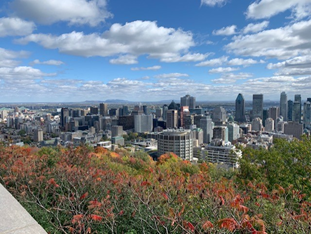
top-left (0, 184), bottom-right (47, 234)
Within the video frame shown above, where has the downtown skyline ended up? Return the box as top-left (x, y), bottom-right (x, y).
top-left (1, 0), bottom-right (311, 102)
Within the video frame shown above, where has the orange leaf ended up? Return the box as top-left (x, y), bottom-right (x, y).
top-left (72, 214), bottom-right (83, 224)
top-left (202, 220), bottom-right (213, 230)
top-left (218, 218), bottom-right (238, 231)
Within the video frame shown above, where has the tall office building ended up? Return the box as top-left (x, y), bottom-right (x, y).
top-left (143, 105), bottom-right (150, 115)
top-left (212, 106), bottom-right (226, 125)
top-left (288, 100), bottom-right (293, 121)
top-left (293, 101), bottom-right (301, 123)
top-left (235, 93), bottom-right (246, 122)
top-left (157, 129), bottom-right (193, 161)
top-left (100, 103), bottom-right (108, 116)
top-left (61, 108), bottom-right (69, 128)
top-left (34, 128), bottom-right (43, 142)
top-left (134, 114), bottom-right (153, 133)
top-left (181, 94), bottom-right (196, 109)
top-left (265, 118), bottom-right (274, 132)
top-left (111, 125), bottom-right (123, 137)
top-left (280, 92), bottom-right (288, 120)
top-left (294, 94), bottom-right (302, 123)
top-left (252, 117), bottom-right (263, 131)
top-left (162, 105), bottom-right (168, 120)
top-left (304, 101), bottom-right (311, 129)
top-left (253, 94), bottom-right (263, 120)
top-left (268, 107), bottom-right (279, 129)
top-left (166, 110), bottom-right (178, 129)
top-left (200, 116), bottom-right (214, 144)
top-left (90, 106), bottom-right (99, 115)
top-left (227, 122), bottom-right (240, 142)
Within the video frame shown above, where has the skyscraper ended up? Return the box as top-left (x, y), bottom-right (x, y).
top-left (180, 94), bottom-right (196, 109)
top-left (212, 106), bottom-right (226, 125)
top-left (235, 93), bottom-right (245, 122)
top-left (166, 109), bottom-right (178, 129)
top-left (304, 101), bottom-right (311, 129)
top-left (61, 108), bottom-right (69, 128)
top-left (280, 92), bottom-right (288, 120)
top-left (100, 103), bottom-right (108, 116)
top-left (294, 94), bottom-right (302, 123)
top-left (293, 101), bottom-right (301, 123)
top-left (268, 107), bottom-right (279, 129)
top-left (288, 100), bottom-right (293, 121)
top-left (253, 94), bottom-right (263, 120)
top-left (200, 116), bottom-right (214, 144)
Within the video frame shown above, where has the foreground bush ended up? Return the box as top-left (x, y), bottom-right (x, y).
top-left (1, 145), bottom-right (311, 233)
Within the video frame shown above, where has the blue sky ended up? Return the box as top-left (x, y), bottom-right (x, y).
top-left (0, 0), bottom-right (311, 102)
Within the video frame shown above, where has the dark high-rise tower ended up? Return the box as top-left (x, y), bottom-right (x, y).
top-left (253, 94), bottom-right (263, 120)
top-left (294, 94), bottom-right (301, 123)
top-left (180, 94), bottom-right (196, 109)
top-left (280, 92), bottom-right (288, 120)
top-left (99, 103), bottom-right (108, 116)
top-left (235, 93), bottom-right (246, 122)
top-left (288, 100), bottom-right (293, 121)
top-left (61, 108), bottom-right (69, 128)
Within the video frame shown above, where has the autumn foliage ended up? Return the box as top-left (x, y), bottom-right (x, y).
top-left (0, 144), bottom-right (311, 233)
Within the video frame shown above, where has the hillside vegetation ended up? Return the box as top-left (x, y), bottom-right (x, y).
top-left (1, 138), bottom-right (311, 233)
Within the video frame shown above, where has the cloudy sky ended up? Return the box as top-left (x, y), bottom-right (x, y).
top-left (1, 0), bottom-right (311, 102)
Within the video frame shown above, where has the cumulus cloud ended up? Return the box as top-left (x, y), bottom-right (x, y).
top-left (246, 0), bottom-right (311, 20)
top-left (10, 0), bottom-right (112, 26)
top-left (225, 19), bottom-right (311, 59)
top-left (212, 72), bottom-right (253, 84)
top-left (242, 21), bottom-right (269, 34)
top-left (0, 17), bottom-right (35, 37)
top-left (0, 48), bottom-right (29, 68)
top-left (213, 25), bottom-right (237, 36)
top-left (195, 56), bottom-right (228, 67)
top-left (109, 55), bottom-right (138, 65)
top-left (154, 73), bottom-right (189, 79)
top-left (160, 53), bottom-right (210, 63)
top-left (227, 58), bottom-right (261, 66)
top-left (209, 67), bottom-right (239, 73)
top-left (201, 0), bottom-right (227, 7)
top-left (16, 21), bottom-right (195, 62)
top-left (30, 59), bottom-right (64, 66)
top-left (0, 66), bottom-right (56, 80)
top-left (131, 66), bottom-right (161, 71)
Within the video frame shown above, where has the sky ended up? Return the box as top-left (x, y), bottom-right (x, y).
top-left (0, 0), bottom-right (311, 103)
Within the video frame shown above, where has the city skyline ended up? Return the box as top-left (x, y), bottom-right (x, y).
top-left (1, 0), bottom-right (311, 102)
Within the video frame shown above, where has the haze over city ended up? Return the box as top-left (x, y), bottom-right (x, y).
top-left (1, 0), bottom-right (311, 102)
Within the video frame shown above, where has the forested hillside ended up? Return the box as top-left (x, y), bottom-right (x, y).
top-left (1, 139), bottom-right (311, 233)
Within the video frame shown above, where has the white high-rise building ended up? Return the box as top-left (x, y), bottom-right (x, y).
top-left (227, 122), bottom-right (240, 142)
top-left (265, 118), bottom-right (274, 132)
top-left (157, 129), bottom-right (193, 161)
top-left (252, 117), bottom-right (263, 131)
top-left (200, 116), bottom-right (214, 144)
top-left (134, 114), bottom-right (153, 133)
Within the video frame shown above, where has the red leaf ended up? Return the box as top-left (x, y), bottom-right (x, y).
top-left (72, 214), bottom-right (83, 224)
top-left (91, 214), bottom-right (102, 221)
top-left (80, 192), bottom-right (88, 200)
top-left (218, 218), bottom-right (238, 231)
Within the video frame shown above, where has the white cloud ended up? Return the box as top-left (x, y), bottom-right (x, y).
top-left (201, 0), bottom-right (227, 7)
top-left (109, 55), bottom-right (138, 65)
top-left (227, 58), bottom-right (259, 66)
top-left (246, 0), bottom-right (311, 20)
top-left (0, 66), bottom-right (56, 80)
top-left (160, 53), bottom-right (210, 63)
top-left (11, 0), bottom-right (112, 26)
top-left (31, 59), bottom-right (64, 66)
top-left (213, 25), bottom-right (237, 36)
top-left (225, 19), bottom-right (311, 59)
top-left (0, 60), bottom-right (21, 68)
top-left (0, 48), bottom-right (29, 68)
top-left (195, 56), bottom-right (228, 67)
top-left (0, 17), bottom-right (35, 37)
top-left (131, 66), bottom-right (161, 71)
top-left (154, 73), bottom-right (189, 79)
top-left (212, 72), bottom-right (253, 84)
top-left (16, 21), bottom-right (195, 62)
top-left (243, 21), bottom-right (269, 34)
top-left (209, 67), bottom-right (239, 73)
